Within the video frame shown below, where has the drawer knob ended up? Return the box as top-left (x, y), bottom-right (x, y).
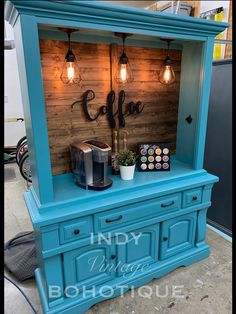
top-left (105, 215), bottom-right (123, 223)
top-left (163, 236), bottom-right (168, 241)
top-left (111, 255), bottom-right (116, 260)
top-left (74, 229), bottom-right (80, 235)
top-left (192, 196), bottom-right (198, 201)
top-left (161, 201), bottom-right (175, 208)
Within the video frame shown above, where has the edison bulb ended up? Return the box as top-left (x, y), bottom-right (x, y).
top-left (162, 65), bottom-right (173, 83)
top-left (60, 56), bottom-right (81, 85)
top-left (115, 51), bottom-right (133, 84)
top-left (159, 56), bottom-right (175, 85)
top-left (67, 62), bottom-right (75, 81)
top-left (120, 64), bottom-right (127, 82)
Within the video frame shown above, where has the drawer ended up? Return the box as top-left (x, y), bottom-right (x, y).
top-left (182, 187), bottom-right (202, 208)
top-left (59, 216), bottom-right (93, 245)
top-left (94, 193), bottom-right (181, 233)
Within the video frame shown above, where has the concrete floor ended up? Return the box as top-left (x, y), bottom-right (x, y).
top-left (4, 163), bottom-right (232, 314)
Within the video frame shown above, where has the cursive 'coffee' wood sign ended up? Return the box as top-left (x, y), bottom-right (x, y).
top-left (71, 89), bottom-right (144, 129)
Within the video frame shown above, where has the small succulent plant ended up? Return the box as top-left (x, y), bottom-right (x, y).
top-left (116, 150), bottom-right (137, 166)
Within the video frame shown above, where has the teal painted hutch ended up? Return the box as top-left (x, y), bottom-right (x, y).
top-left (4, 1), bottom-right (228, 313)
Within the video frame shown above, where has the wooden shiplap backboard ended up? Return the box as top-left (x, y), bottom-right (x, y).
top-left (40, 39), bottom-right (182, 175)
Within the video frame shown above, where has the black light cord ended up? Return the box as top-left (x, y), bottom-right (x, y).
top-left (166, 39), bottom-right (173, 58)
top-left (4, 275), bottom-right (38, 314)
top-left (122, 36), bottom-right (125, 52)
top-left (68, 32), bottom-right (71, 50)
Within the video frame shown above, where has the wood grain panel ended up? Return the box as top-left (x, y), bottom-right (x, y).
top-left (40, 39), bottom-right (182, 175)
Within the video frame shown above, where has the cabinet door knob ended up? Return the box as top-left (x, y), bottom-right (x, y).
top-left (163, 236), bottom-right (168, 241)
top-left (74, 229), bottom-right (80, 235)
top-left (111, 255), bottom-right (116, 260)
top-left (192, 196), bottom-right (198, 201)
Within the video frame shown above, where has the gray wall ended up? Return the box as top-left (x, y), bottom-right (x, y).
top-left (204, 59), bottom-right (232, 235)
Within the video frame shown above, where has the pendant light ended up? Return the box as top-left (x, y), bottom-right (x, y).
top-left (159, 39), bottom-right (176, 86)
top-left (59, 28), bottom-right (81, 85)
top-left (114, 32), bottom-right (133, 84)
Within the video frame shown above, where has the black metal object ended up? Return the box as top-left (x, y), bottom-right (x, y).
top-left (107, 90), bottom-right (116, 128)
top-left (74, 229), bottom-right (80, 235)
top-left (114, 32), bottom-right (134, 84)
top-left (185, 114), bottom-right (193, 124)
top-left (111, 255), bottom-right (116, 260)
top-left (105, 215), bottom-right (123, 223)
top-left (71, 90), bottom-right (107, 121)
top-left (127, 101), bottom-right (144, 114)
top-left (163, 237), bottom-right (168, 241)
top-left (58, 28), bottom-right (78, 62)
top-left (82, 90), bottom-right (107, 121)
top-left (71, 90), bottom-right (144, 125)
top-left (161, 201), bottom-right (175, 208)
top-left (118, 90), bottom-right (126, 128)
top-left (58, 27), bottom-right (81, 85)
top-left (114, 32), bottom-right (133, 59)
top-left (119, 51), bottom-right (128, 65)
top-left (19, 151), bottom-right (32, 183)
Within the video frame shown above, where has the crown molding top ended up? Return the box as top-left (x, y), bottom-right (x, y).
top-left (4, 0), bottom-right (228, 39)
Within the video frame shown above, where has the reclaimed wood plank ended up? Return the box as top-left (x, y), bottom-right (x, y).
top-left (40, 39), bottom-right (181, 175)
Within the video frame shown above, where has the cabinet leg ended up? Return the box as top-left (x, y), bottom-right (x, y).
top-left (44, 255), bottom-right (64, 307)
top-left (195, 208), bottom-right (208, 248)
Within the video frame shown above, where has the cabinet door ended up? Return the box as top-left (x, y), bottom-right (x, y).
top-left (160, 212), bottom-right (197, 260)
top-left (63, 240), bottom-right (116, 292)
top-left (117, 224), bottom-right (159, 277)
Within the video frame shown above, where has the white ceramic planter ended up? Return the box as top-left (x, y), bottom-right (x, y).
top-left (119, 164), bottom-right (135, 180)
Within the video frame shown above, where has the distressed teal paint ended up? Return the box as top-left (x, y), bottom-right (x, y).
top-left (41, 201), bottom-right (212, 259)
top-left (196, 208), bottom-right (208, 248)
top-left (193, 37), bottom-right (216, 169)
top-left (5, 0), bottom-right (228, 38)
top-left (202, 184), bottom-right (214, 203)
top-left (117, 224), bottom-right (160, 276)
top-left (43, 255), bottom-right (64, 305)
top-left (35, 268), bottom-right (50, 313)
top-left (59, 216), bottom-right (93, 245)
top-left (176, 41), bottom-right (203, 165)
top-left (38, 29), bottom-right (183, 50)
top-left (13, 14), bottom-right (54, 203)
top-left (160, 212), bottom-right (197, 259)
top-left (41, 224), bottom-right (59, 251)
top-left (36, 245), bottom-right (210, 314)
top-left (36, 16), bottom-right (209, 42)
top-left (4, 0), bottom-right (228, 313)
top-left (24, 163), bottom-right (219, 228)
top-left (63, 240), bottom-right (116, 291)
top-left (182, 187), bottom-right (202, 208)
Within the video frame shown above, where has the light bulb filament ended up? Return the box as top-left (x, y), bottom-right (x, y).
top-left (67, 62), bottom-right (74, 81)
top-left (163, 65), bottom-right (171, 83)
top-left (120, 64), bottom-right (127, 82)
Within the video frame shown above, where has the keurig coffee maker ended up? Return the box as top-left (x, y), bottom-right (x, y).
top-left (70, 140), bottom-right (113, 190)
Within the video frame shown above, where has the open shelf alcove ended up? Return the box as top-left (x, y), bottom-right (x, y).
top-left (36, 25), bottom-right (212, 208)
